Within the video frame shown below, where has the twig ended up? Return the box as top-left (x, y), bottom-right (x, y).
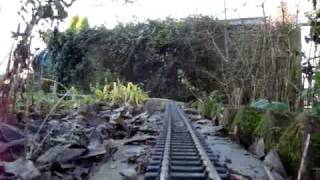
top-left (297, 133), bottom-right (311, 180)
top-left (206, 30), bottom-right (228, 62)
top-left (29, 122), bottom-right (60, 158)
top-left (28, 89), bottom-right (71, 158)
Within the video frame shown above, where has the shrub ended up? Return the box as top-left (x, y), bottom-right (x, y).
top-left (277, 113), bottom-right (305, 176)
top-left (230, 107), bottom-right (264, 146)
top-left (254, 111), bottom-right (282, 149)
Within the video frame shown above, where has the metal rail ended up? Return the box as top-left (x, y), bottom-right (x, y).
top-left (159, 106), bottom-right (171, 180)
top-left (174, 103), bottom-right (222, 180)
top-left (145, 101), bottom-right (228, 180)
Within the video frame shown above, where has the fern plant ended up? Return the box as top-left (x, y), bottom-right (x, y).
top-left (195, 91), bottom-right (223, 119)
top-left (95, 81), bottom-right (148, 106)
top-left (95, 84), bottom-right (110, 101)
top-left (126, 82), bottom-right (148, 105)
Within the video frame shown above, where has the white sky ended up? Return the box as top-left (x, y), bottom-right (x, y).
top-left (0, 0), bottom-right (314, 74)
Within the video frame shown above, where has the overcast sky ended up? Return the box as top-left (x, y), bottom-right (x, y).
top-left (0, 0), bottom-right (313, 73)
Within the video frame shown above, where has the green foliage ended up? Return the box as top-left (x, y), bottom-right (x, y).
top-left (307, 0), bottom-right (320, 111)
top-left (311, 132), bottom-right (320, 166)
top-left (95, 84), bottom-right (110, 101)
top-left (194, 91), bottom-right (223, 119)
top-left (47, 29), bottom-right (92, 91)
top-left (68, 15), bottom-right (89, 32)
top-left (46, 16), bottom-right (91, 91)
top-left (46, 16), bottom-right (226, 100)
top-left (277, 113), bottom-right (305, 176)
top-left (125, 82), bottom-right (149, 105)
top-left (66, 86), bottom-right (95, 108)
top-left (254, 111), bottom-right (282, 149)
top-left (69, 15), bottom-right (80, 31)
top-left (76, 17), bottom-right (89, 31)
top-left (46, 15), bottom-right (300, 103)
top-left (16, 86), bottom-right (95, 115)
top-left (312, 102), bottom-right (320, 115)
top-left (30, 91), bottom-right (61, 114)
top-left (95, 81), bottom-right (148, 106)
top-left (230, 107), bottom-right (264, 146)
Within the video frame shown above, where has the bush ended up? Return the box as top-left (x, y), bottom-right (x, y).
top-left (254, 111), bottom-right (282, 149)
top-left (277, 113), bottom-right (305, 176)
top-left (230, 107), bottom-right (264, 146)
top-left (46, 16), bottom-right (226, 100)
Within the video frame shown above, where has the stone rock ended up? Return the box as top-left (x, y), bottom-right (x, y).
top-left (37, 144), bottom-right (87, 164)
top-left (195, 119), bottom-right (212, 125)
top-left (133, 104), bottom-right (144, 114)
top-left (77, 104), bottom-right (98, 119)
top-left (263, 149), bottom-right (287, 177)
top-left (123, 135), bottom-right (156, 145)
top-left (271, 170), bottom-right (286, 180)
top-left (5, 158), bottom-right (41, 180)
top-left (229, 174), bottom-right (250, 180)
top-left (0, 123), bottom-right (25, 142)
top-left (75, 114), bottom-right (85, 121)
top-left (98, 110), bottom-right (112, 120)
top-left (144, 98), bottom-right (163, 114)
top-left (114, 106), bottom-right (126, 113)
top-left (126, 104), bottom-right (134, 115)
top-left (148, 113), bottom-right (161, 123)
top-left (124, 111), bottom-right (133, 119)
top-left (188, 114), bottom-right (202, 121)
top-left (249, 138), bottom-right (265, 158)
top-left (184, 108), bottom-right (199, 115)
top-left (96, 123), bottom-right (113, 139)
top-left (225, 157), bottom-right (232, 164)
top-left (119, 167), bottom-right (138, 180)
top-left (0, 139), bottom-right (24, 154)
top-left (110, 112), bottom-right (121, 124)
top-left (132, 112), bottom-right (149, 122)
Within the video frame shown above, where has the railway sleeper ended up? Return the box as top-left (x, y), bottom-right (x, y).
top-left (170, 155), bottom-right (199, 160)
top-left (170, 172), bottom-right (207, 180)
top-left (171, 160), bottom-right (202, 166)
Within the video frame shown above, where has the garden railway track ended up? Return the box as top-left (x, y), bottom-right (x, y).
top-left (145, 101), bottom-right (229, 180)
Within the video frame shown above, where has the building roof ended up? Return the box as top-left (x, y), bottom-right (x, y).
top-left (223, 17), bottom-right (267, 26)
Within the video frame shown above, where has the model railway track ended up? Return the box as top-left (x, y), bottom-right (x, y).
top-left (145, 102), bottom-right (229, 180)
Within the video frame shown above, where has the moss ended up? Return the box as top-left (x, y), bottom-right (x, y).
top-left (277, 113), bottom-right (305, 177)
top-left (230, 107), bottom-right (264, 146)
